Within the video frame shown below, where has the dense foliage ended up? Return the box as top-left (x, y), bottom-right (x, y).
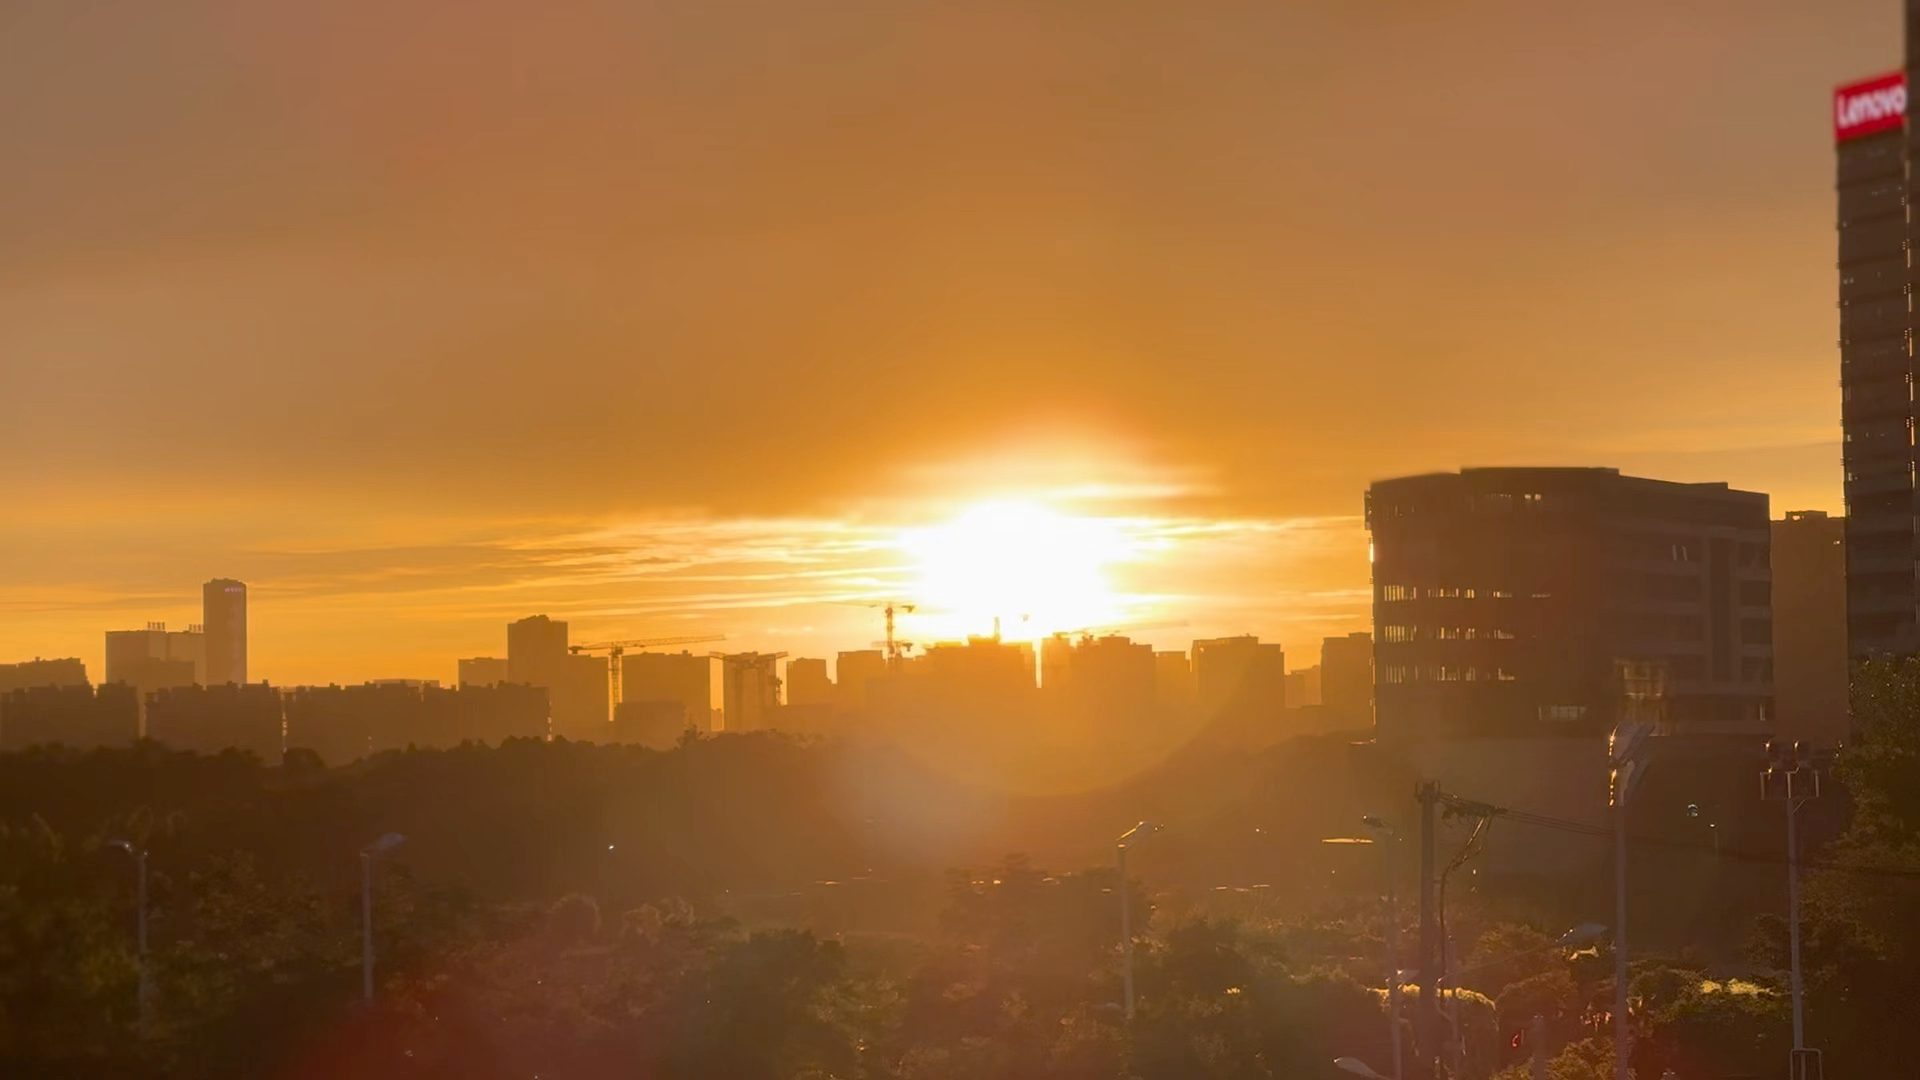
top-left (1, 706), bottom-right (1902, 1079)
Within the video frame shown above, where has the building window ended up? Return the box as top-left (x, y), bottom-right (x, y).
top-left (1491, 590), bottom-right (1513, 599)
top-left (1382, 665), bottom-right (1414, 684)
top-left (1741, 618), bottom-right (1771, 645)
top-left (1530, 592), bottom-right (1553, 599)
top-left (1427, 587), bottom-right (1465, 598)
top-left (1739, 580), bottom-right (1771, 606)
top-left (1538, 705), bottom-right (1585, 723)
top-left (1491, 629), bottom-right (1517, 639)
top-left (1383, 625), bottom-right (1417, 644)
top-left (1741, 658), bottom-right (1774, 683)
top-left (1381, 585), bottom-right (1417, 601)
top-left (1495, 668), bottom-right (1517, 681)
top-left (1436, 627), bottom-right (1462, 640)
top-left (1523, 493), bottom-right (1544, 506)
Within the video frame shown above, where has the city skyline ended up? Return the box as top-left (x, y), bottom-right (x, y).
top-left (0, 1), bottom-right (1879, 685)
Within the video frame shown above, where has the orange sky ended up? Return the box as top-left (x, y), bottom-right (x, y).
top-left (0, 0), bottom-right (1890, 684)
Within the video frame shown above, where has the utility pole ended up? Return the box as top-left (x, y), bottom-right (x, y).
top-left (1416, 781), bottom-right (1441, 1079)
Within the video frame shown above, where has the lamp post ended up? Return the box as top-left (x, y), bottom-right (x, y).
top-left (1116, 821), bottom-right (1160, 1022)
top-left (360, 832), bottom-right (406, 1005)
top-left (107, 840), bottom-right (149, 1035)
top-left (1609, 719), bottom-right (1654, 1080)
top-left (1362, 816), bottom-right (1405, 1080)
top-left (1763, 742), bottom-right (1824, 1080)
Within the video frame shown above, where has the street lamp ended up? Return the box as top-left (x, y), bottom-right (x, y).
top-left (1763, 741), bottom-right (1824, 1080)
top-left (1609, 717), bottom-right (1655, 1080)
top-left (360, 832), bottom-right (406, 1005)
top-left (1362, 815), bottom-right (1405, 1080)
top-left (1116, 821), bottom-right (1160, 1022)
top-left (107, 840), bottom-right (150, 1035)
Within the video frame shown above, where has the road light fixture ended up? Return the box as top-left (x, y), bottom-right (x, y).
top-left (360, 832), bottom-right (406, 1005)
top-left (1358, 816), bottom-right (1407, 1080)
top-left (1763, 741), bottom-right (1825, 1080)
top-left (107, 839), bottom-right (150, 1035)
top-left (1115, 821), bottom-right (1160, 1022)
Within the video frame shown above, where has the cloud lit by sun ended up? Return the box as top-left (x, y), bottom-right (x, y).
top-left (899, 500), bottom-right (1134, 641)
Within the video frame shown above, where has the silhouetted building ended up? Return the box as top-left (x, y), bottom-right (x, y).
top-left (1834, 66), bottom-right (1918, 656)
top-left (835, 650), bottom-right (887, 709)
top-left (146, 682), bottom-right (281, 759)
top-left (1284, 665), bottom-right (1321, 708)
top-left (1773, 511), bottom-right (1850, 744)
top-left (458, 656), bottom-right (509, 687)
top-left (105, 623), bottom-right (203, 689)
top-left (284, 681), bottom-right (548, 763)
top-left (786, 658), bottom-right (833, 707)
top-left (203, 579), bottom-right (247, 685)
top-left (720, 652), bottom-right (782, 731)
top-left (622, 651), bottom-right (712, 734)
top-left (1193, 635), bottom-right (1285, 719)
top-left (506, 616), bottom-right (605, 739)
top-left (872, 636), bottom-right (1038, 746)
top-left (612, 699), bottom-right (690, 748)
top-left (0, 657), bottom-right (89, 692)
top-left (507, 615), bottom-right (568, 687)
top-left (1043, 633), bottom-right (1155, 723)
top-left (1321, 631), bottom-right (1373, 724)
top-left (1368, 467), bottom-right (1773, 742)
top-left (0, 683), bottom-right (137, 751)
top-left (1153, 651), bottom-right (1194, 707)
top-left (553, 653), bottom-right (609, 741)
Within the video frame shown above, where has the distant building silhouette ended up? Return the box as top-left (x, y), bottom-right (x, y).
top-left (458, 657), bottom-right (509, 687)
top-left (1192, 635), bottom-right (1286, 719)
top-left (1153, 650), bottom-right (1194, 707)
top-left (0, 657), bottom-right (89, 692)
top-left (554, 653), bottom-right (608, 741)
top-left (1834, 69), bottom-right (1918, 657)
top-left (147, 682), bottom-right (281, 760)
top-left (622, 651), bottom-right (712, 735)
top-left (720, 652), bottom-right (782, 732)
top-left (0, 683), bottom-right (137, 751)
top-left (785, 658), bottom-right (833, 707)
top-left (506, 616), bottom-right (605, 740)
top-left (106, 622), bottom-right (202, 686)
top-left (835, 650), bottom-right (887, 709)
top-left (1320, 631), bottom-right (1373, 725)
top-left (203, 579), bottom-right (247, 685)
top-left (1042, 633), bottom-right (1154, 720)
top-left (1772, 511), bottom-right (1849, 744)
top-left (612, 699), bottom-right (691, 748)
top-left (507, 615), bottom-right (568, 687)
top-left (285, 681), bottom-right (547, 763)
top-left (1283, 664), bottom-right (1321, 708)
top-left (1368, 467), bottom-right (1773, 741)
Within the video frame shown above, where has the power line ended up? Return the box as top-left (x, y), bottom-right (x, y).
top-left (1489, 804), bottom-right (1920, 881)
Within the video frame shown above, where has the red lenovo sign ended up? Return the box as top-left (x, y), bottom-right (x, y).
top-left (1836, 72), bottom-right (1906, 143)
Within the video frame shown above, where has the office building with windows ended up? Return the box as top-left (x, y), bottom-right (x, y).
top-left (1368, 468), bottom-right (1772, 742)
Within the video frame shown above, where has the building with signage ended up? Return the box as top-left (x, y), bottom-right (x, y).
top-left (1835, 69), bottom-right (1917, 657)
top-left (1368, 467), bottom-right (1773, 742)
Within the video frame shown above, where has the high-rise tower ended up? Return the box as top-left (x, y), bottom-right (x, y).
top-left (202, 579), bottom-right (247, 685)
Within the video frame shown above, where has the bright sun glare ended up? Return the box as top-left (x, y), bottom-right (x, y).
top-left (901, 501), bottom-right (1131, 640)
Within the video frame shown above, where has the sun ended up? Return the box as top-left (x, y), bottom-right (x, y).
top-left (900, 501), bottom-right (1130, 640)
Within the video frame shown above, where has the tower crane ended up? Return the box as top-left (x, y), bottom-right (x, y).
top-left (874, 601), bottom-right (916, 665)
top-left (568, 634), bottom-right (726, 722)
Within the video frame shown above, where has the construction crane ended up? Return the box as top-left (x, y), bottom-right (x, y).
top-left (568, 634), bottom-right (726, 721)
top-left (873, 601), bottom-right (916, 664)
